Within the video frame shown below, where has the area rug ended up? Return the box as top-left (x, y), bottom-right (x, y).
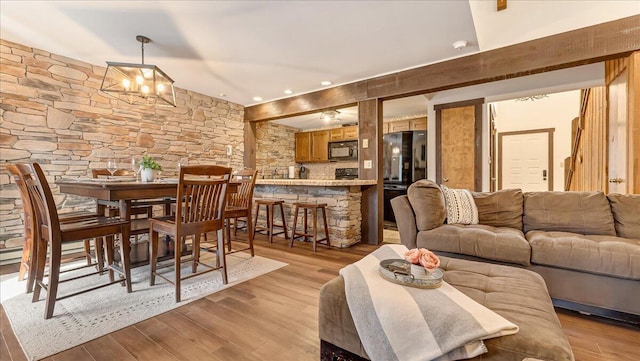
top-left (1, 253), bottom-right (287, 361)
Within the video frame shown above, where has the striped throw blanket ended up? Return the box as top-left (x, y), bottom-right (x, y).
top-left (339, 245), bottom-right (518, 361)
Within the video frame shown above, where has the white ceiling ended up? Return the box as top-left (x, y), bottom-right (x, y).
top-left (2, 1), bottom-right (637, 111)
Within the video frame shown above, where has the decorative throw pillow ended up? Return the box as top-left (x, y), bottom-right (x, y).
top-left (440, 185), bottom-right (479, 225)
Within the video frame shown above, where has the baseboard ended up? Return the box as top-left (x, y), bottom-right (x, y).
top-left (553, 299), bottom-right (640, 325)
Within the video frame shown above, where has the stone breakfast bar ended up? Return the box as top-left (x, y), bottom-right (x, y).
top-left (253, 179), bottom-right (377, 248)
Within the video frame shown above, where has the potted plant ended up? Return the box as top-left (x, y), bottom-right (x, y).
top-left (140, 155), bottom-right (162, 182)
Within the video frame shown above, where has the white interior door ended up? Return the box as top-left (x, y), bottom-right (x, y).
top-left (608, 69), bottom-right (628, 194)
top-left (500, 131), bottom-right (550, 191)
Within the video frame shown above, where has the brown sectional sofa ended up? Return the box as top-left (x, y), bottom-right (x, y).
top-left (391, 180), bottom-right (640, 321)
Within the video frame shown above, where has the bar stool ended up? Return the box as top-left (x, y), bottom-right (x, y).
top-left (253, 199), bottom-right (289, 243)
top-left (290, 202), bottom-right (330, 252)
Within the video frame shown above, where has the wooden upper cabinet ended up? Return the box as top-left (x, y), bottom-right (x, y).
top-left (295, 132), bottom-right (311, 163)
top-left (343, 126), bottom-right (358, 140)
top-left (311, 130), bottom-right (329, 162)
top-left (330, 128), bottom-right (344, 141)
top-left (389, 120), bottom-right (410, 133)
top-left (410, 117), bottom-right (427, 131)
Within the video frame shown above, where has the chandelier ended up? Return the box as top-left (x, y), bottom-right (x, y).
top-left (100, 35), bottom-right (176, 107)
top-left (321, 110), bottom-right (341, 122)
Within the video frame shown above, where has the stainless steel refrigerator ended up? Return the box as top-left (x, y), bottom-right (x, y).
top-left (383, 131), bottom-right (427, 223)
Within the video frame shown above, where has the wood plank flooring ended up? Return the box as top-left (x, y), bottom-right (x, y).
top-left (1, 235), bottom-right (638, 361)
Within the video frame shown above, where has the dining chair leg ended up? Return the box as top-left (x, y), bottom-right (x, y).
top-left (44, 240), bottom-right (62, 319)
top-left (104, 235), bottom-right (115, 283)
top-left (32, 238), bottom-right (48, 303)
top-left (149, 230), bottom-right (159, 286)
top-left (192, 233), bottom-right (201, 274)
top-left (83, 240), bottom-right (92, 266)
top-left (118, 227), bottom-right (133, 293)
top-left (217, 228), bottom-right (228, 284)
top-left (279, 203), bottom-right (289, 239)
top-left (225, 219), bottom-right (232, 252)
top-left (247, 215), bottom-right (255, 257)
top-left (175, 231), bottom-right (182, 303)
top-left (94, 237), bottom-right (104, 274)
top-left (252, 203), bottom-right (260, 241)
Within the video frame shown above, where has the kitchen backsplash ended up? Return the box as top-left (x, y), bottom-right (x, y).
top-left (301, 161), bottom-right (359, 179)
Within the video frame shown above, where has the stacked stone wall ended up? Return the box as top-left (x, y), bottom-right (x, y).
top-left (255, 121), bottom-right (297, 179)
top-left (0, 39), bottom-right (245, 249)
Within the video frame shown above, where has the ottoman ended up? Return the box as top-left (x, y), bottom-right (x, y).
top-left (319, 256), bottom-right (574, 361)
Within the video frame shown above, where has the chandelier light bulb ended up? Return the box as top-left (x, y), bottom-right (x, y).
top-left (157, 83), bottom-right (165, 93)
top-left (136, 75), bottom-right (144, 85)
top-left (122, 78), bottom-right (131, 90)
top-left (141, 85), bottom-right (150, 94)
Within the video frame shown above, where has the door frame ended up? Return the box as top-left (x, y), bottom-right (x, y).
top-left (498, 128), bottom-right (555, 191)
top-left (435, 98), bottom-right (483, 191)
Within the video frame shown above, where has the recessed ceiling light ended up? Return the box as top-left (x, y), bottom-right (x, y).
top-left (219, 93), bottom-right (226, 97)
top-left (284, 89), bottom-right (293, 95)
top-left (452, 40), bottom-right (468, 50)
top-left (252, 96), bottom-right (263, 102)
top-left (320, 80), bottom-right (332, 86)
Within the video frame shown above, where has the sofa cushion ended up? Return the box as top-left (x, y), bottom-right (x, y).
top-left (417, 224), bottom-right (531, 266)
top-left (523, 191), bottom-right (616, 235)
top-left (607, 193), bottom-right (640, 239)
top-left (528, 230), bottom-right (640, 280)
top-left (407, 179), bottom-right (446, 231)
top-left (472, 189), bottom-right (523, 229)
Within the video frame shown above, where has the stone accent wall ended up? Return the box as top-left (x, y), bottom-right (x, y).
top-left (253, 184), bottom-right (362, 248)
top-left (0, 39), bottom-right (245, 249)
top-left (255, 121), bottom-right (297, 179)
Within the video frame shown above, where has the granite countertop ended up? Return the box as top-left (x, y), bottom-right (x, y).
top-left (255, 179), bottom-right (377, 186)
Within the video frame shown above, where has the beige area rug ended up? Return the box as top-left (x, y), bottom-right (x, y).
top-left (383, 229), bottom-right (401, 244)
top-left (1, 253), bottom-right (287, 361)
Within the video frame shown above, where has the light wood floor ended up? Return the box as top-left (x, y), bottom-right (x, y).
top-left (1, 235), bottom-right (639, 361)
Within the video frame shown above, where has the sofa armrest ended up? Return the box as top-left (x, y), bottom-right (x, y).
top-left (391, 195), bottom-right (418, 249)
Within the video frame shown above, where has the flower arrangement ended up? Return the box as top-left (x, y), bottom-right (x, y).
top-left (140, 155), bottom-right (162, 171)
top-left (404, 248), bottom-right (440, 272)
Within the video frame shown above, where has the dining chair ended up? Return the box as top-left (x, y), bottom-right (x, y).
top-left (20, 163), bottom-right (133, 319)
top-left (224, 169), bottom-right (258, 256)
top-left (6, 164), bottom-right (100, 294)
top-left (149, 165), bottom-right (231, 302)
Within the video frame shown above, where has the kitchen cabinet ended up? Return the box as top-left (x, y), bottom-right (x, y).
top-left (311, 130), bottom-right (329, 161)
top-left (388, 120), bottom-right (410, 132)
top-left (295, 132), bottom-right (311, 163)
top-left (329, 125), bottom-right (358, 141)
top-left (343, 126), bottom-right (358, 140)
top-left (410, 117), bottom-right (427, 131)
top-left (295, 130), bottom-right (329, 163)
top-left (330, 128), bottom-right (344, 141)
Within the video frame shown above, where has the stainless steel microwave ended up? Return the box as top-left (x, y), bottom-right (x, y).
top-left (328, 140), bottom-right (358, 161)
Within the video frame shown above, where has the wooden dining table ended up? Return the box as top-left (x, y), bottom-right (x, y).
top-left (56, 177), bottom-right (238, 265)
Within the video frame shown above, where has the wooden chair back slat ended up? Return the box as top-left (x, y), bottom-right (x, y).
top-left (6, 164), bottom-right (35, 238)
top-left (174, 165), bottom-right (231, 229)
top-left (23, 164), bottom-right (61, 242)
top-left (227, 169), bottom-right (258, 210)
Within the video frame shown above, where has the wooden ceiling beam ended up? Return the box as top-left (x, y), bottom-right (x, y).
top-left (244, 15), bottom-right (640, 122)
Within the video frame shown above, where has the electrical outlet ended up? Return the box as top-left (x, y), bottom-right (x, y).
top-left (362, 138), bottom-right (369, 148)
top-left (364, 160), bottom-right (372, 169)
top-left (226, 145), bottom-right (233, 156)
